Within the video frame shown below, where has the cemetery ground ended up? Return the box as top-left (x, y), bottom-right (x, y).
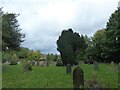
top-left (2, 63), bottom-right (119, 88)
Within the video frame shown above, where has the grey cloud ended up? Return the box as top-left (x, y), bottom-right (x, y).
top-left (2, 0), bottom-right (119, 54)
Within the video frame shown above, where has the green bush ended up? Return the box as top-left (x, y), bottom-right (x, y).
top-left (2, 52), bottom-right (12, 63)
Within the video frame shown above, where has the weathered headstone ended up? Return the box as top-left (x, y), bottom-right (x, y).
top-left (39, 61), bottom-right (45, 66)
top-left (118, 62), bottom-right (120, 72)
top-left (37, 61), bottom-right (39, 66)
top-left (111, 61), bottom-right (114, 65)
top-left (54, 62), bottom-right (57, 66)
top-left (23, 61), bottom-right (32, 71)
top-left (94, 61), bottom-right (99, 71)
top-left (31, 60), bottom-right (35, 66)
top-left (46, 61), bottom-right (49, 66)
top-left (17, 61), bottom-right (20, 64)
top-left (73, 66), bottom-right (84, 89)
top-left (66, 64), bottom-right (71, 74)
top-left (35, 61), bottom-right (37, 66)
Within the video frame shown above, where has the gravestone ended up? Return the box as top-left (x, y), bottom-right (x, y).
top-left (119, 62), bottom-right (120, 72)
top-left (73, 66), bottom-right (84, 89)
top-left (23, 61), bottom-right (32, 71)
top-left (94, 61), bottom-right (99, 71)
top-left (35, 61), bottom-right (37, 66)
top-left (66, 64), bottom-right (71, 74)
top-left (54, 62), bottom-right (57, 66)
top-left (39, 61), bottom-right (45, 66)
top-left (32, 60), bottom-right (35, 66)
top-left (111, 61), bottom-right (114, 65)
top-left (37, 61), bottom-right (39, 66)
top-left (17, 61), bottom-right (20, 64)
top-left (46, 61), bottom-right (49, 66)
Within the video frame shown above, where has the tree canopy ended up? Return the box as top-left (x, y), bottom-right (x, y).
top-left (2, 9), bottom-right (25, 51)
top-left (57, 28), bottom-right (86, 65)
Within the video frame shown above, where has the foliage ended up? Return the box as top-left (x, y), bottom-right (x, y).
top-left (2, 10), bottom-right (25, 51)
top-left (2, 51), bottom-right (12, 63)
top-left (57, 29), bottom-right (86, 65)
top-left (28, 50), bottom-right (41, 61)
top-left (92, 29), bottom-right (107, 62)
top-left (105, 8), bottom-right (120, 63)
top-left (16, 47), bottom-right (31, 59)
top-left (83, 8), bottom-right (120, 63)
top-left (76, 35), bottom-right (88, 62)
top-left (53, 54), bottom-right (58, 62)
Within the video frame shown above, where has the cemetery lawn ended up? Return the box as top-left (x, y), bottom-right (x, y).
top-left (2, 63), bottom-right (118, 88)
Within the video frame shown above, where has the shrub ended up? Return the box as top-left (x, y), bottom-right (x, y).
top-left (2, 52), bottom-right (12, 63)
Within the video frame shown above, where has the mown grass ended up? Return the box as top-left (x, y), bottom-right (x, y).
top-left (2, 63), bottom-right (118, 88)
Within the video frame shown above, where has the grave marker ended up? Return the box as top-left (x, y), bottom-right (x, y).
top-left (73, 66), bottom-right (84, 89)
top-left (66, 64), bottom-right (71, 74)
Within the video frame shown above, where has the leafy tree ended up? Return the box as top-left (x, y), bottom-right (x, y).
top-left (29, 50), bottom-right (41, 61)
top-left (92, 29), bottom-right (107, 62)
top-left (16, 47), bottom-right (31, 59)
top-left (2, 51), bottom-right (12, 63)
top-left (2, 11), bottom-right (25, 51)
top-left (53, 54), bottom-right (58, 62)
top-left (105, 7), bottom-right (120, 63)
top-left (0, 8), bottom-right (2, 51)
top-left (46, 53), bottom-right (54, 61)
top-left (57, 29), bottom-right (86, 65)
top-left (77, 35), bottom-right (88, 61)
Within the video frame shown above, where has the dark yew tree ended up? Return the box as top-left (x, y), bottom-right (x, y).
top-left (2, 11), bottom-right (25, 51)
top-left (57, 28), bottom-right (86, 65)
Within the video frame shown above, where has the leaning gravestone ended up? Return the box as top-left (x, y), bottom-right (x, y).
top-left (94, 61), bottom-right (99, 71)
top-left (66, 64), bottom-right (71, 74)
top-left (73, 66), bottom-right (84, 89)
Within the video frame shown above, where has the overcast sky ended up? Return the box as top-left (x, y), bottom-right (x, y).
top-left (1, 0), bottom-right (119, 54)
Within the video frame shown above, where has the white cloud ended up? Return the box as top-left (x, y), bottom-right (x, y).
top-left (1, 0), bottom-right (119, 54)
